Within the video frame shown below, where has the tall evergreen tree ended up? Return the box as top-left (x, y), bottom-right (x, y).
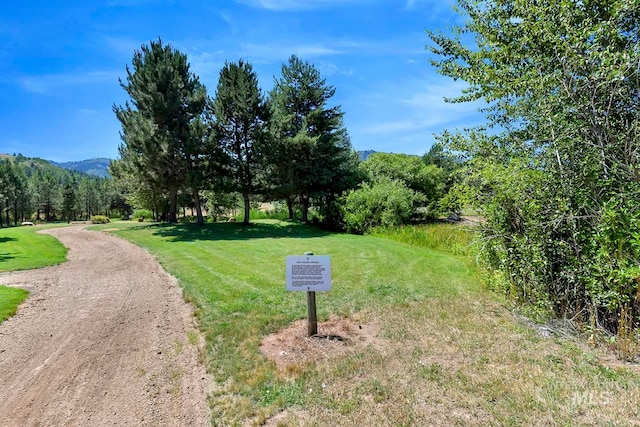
top-left (114, 38), bottom-right (207, 223)
top-left (33, 171), bottom-right (60, 222)
top-left (268, 55), bottom-right (356, 223)
top-left (211, 60), bottom-right (267, 224)
top-left (10, 163), bottom-right (30, 225)
top-left (0, 160), bottom-right (29, 226)
top-left (62, 178), bottom-right (77, 222)
top-left (0, 160), bottom-right (10, 227)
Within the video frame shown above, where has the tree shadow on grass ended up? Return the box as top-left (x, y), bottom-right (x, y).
top-left (0, 253), bottom-right (16, 263)
top-left (0, 237), bottom-right (17, 266)
top-left (145, 221), bottom-right (332, 243)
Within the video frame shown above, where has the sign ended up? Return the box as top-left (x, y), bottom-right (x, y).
top-left (286, 255), bottom-right (331, 292)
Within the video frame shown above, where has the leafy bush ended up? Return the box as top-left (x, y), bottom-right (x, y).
top-left (203, 191), bottom-right (241, 222)
top-left (91, 215), bottom-right (110, 224)
top-left (360, 152), bottom-right (445, 202)
top-left (429, 0), bottom-right (640, 357)
top-left (342, 178), bottom-right (425, 234)
top-left (132, 209), bottom-right (154, 220)
top-left (242, 208), bottom-right (291, 221)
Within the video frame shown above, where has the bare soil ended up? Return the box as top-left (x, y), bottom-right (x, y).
top-left (0, 225), bottom-right (211, 426)
top-left (259, 314), bottom-right (382, 375)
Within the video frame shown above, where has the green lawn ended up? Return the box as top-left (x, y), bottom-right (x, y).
top-left (0, 225), bottom-right (68, 272)
top-left (0, 286), bottom-right (29, 323)
top-left (0, 225), bottom-right (67, 324)
top-left (93, 219), bottom-right (640, 426)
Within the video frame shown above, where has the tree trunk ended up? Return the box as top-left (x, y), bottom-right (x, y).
top-left (242, 192), bottom-right (251, 225)
top-left (286, 196), bottom-right (294, 220)
top-left (193, 189), bottom-right (204, 226)
top-left (300, 194), bottom-right (309, 223)
top-left (13, 201), bottom-right (18, 226)
top-left (168, 188), bottom-right (178, 223)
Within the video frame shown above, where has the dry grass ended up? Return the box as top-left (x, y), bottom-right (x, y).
top-left (98, 220), bottom-right (640, 426)
top-left (259, 293), bottom-right (640, 427)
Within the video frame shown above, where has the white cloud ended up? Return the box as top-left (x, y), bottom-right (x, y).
top-left (20, 71), bottom-right (119, 95)
top-left (105, 0), bottom-right (159, 7)
top-left (183, 49), bottom-right (229, 84)
top-left (103, 36), bottom-right (144, 58)
top-left (183, 41), bottom-right (344, 76)
top-left (181, 34), bottom-right (419, 75)
top-left (235, 0), bottom-right (365, 11)
top-left (315, 61), bottom-right (355, 77)
top-left (78, 109), bottom-right (100, 115)
top-left (402, 82), bottom-right (475, 108)
top-left (241, 42), bottom-right (342, 60)
top-left (343, 76), bottom-right (485, 154)
top-left (403, 0), bottom-right (455, 13)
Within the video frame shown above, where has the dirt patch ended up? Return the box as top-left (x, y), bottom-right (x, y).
top-left (0, 225), bottom-right (211, 426)
top-left (260, 314), bottom-right (382, 375)
top-left (458, 215), bottom-right (485, 226)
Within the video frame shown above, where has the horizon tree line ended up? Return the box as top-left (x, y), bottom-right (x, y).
top-left (0, 155), bottom-right (126, 227)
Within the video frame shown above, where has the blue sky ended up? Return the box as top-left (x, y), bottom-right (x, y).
top-left (0, 0), bottom-right (483, 162)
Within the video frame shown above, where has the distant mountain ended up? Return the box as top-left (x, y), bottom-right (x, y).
top-left (1, 153), bottom-right (105, 180)
top-left (51, 158), bottom-right (111, 178)
top-left (358, 150), bottom-right (377, 161)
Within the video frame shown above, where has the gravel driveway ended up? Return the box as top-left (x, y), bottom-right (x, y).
top-left (0, 225), bottom-right (210, 426)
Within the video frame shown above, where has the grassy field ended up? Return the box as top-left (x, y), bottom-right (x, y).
top-left (0, 286), bottom-right (30, 323)
top-left (0, 225), bottom-right (68, 324)
top-left (0, 225), bottom-right (68, 272)
top-left (92, 220), bottom-right (640, 426)
top-left (371, 223), bottom-right (477, 256)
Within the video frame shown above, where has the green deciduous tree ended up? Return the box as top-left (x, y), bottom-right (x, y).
top-left (360, 152), bottom-right (445, 217)
top-left (342, 177), bottom-right (425, 234)
top-left (429, 0), bottom-right (640, 339)
top-left (211, 60), bottom-right (267, 225)
top-left (114, 38), bottom-right (207, 223)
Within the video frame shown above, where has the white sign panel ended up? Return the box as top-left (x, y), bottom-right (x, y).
top-left (286, 255), bottom-right (331, 292)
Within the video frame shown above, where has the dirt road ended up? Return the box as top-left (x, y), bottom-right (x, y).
top-left (0, 225), bottom-right (211, 426)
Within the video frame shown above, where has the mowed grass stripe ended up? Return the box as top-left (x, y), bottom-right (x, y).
top-left (112, 221), bottom-right (475, 318)
top-left (94, 220), bottom-right (640, 426)
top-left (97, 220), bottom-right (477, 390)
top-left (0, 286), bottom-right (29, 324)
top-left (0, 226), bottom-right (67, 272)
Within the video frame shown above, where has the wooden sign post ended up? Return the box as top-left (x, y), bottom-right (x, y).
top-left (306, 288), bottom-right (317, 337)
top-left (286, 252), bottom-right (331, 337)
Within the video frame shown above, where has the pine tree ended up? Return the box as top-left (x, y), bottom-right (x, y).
top-left (268, 55), bottom-right (356, 223)
top-left (211, 60), bottom-right (267, 225)
top-left (62, 178), bottom-right (77, 222)
top-left (114, 38), bottom-right (207, 223)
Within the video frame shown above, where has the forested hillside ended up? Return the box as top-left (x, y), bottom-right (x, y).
top-left (0, 154), bottom-right (126, 227)
top-left (51, 158), bottom-right (111, 178)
